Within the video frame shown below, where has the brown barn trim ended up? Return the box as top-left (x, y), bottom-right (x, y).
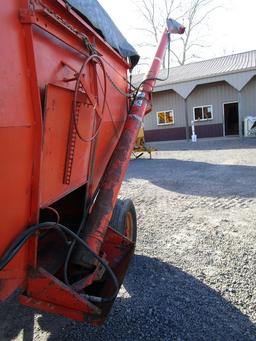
top-left (145, 127), bottom-right (186, 142)
top-left (145, 123), bottom-right (223, 142)
top-left (190, 123), bottom-right (223, 138)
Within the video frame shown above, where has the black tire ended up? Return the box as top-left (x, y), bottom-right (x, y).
top-left (109, 198), bottom-right (137, 243)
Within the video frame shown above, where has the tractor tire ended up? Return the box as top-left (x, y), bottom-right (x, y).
top-left (109, 198), bottom-right (137, 243)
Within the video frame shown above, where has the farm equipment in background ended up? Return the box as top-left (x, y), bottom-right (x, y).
top-left (244, 116), bottom-right (256, 137)
top-left (133, 127), bottom-right (157, 159)
top-left (0, 0), bottom-right (184, 325)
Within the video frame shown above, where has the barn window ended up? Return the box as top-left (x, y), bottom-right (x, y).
top-left (156, 110), bottom-right (174, 125)
top-left (193, 105), bottom-right (213, 121)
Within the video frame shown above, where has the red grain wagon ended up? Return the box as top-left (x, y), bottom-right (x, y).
top-left (0, 0), bottom-right (184, 324)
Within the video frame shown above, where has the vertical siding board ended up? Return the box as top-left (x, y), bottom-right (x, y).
top-left (187, 82), bottom-right (238, 126)
top-left (240, 76), bottom-right (256, 120)
top-left (144, 90), bottom-right (186, 130)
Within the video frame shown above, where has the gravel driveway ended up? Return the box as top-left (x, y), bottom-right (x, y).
top-left (1, 137), bottom-right (256, 340)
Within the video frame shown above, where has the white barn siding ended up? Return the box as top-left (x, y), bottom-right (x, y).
top-left (187, 82), bottom-right (238, 126)
top-left (145, 81), bottom-right (239, 130)
top-left (141, 51), bottom-right (256, 141)
top-left (144, 90), bottom-right (186, 130)
top-left (240, 76), bottom-right (256, 120)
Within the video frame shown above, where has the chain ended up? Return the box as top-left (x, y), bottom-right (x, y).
top-left (106, 73), bottom-right (133, 98)
top-left (33, 0), bottom-right (138, 114)
top-left (34, 0), bottom-right (138, 95)
top-left (102, 56), bottom-right (137, 90)
top-left (35, 0), bottom-right (95, 51)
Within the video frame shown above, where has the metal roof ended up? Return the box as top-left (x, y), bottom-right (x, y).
top-left (133, 50), bottom-right (256, 90)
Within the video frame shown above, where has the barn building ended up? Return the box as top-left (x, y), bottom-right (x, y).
top-left (135, 50), bottom-right (256, 141)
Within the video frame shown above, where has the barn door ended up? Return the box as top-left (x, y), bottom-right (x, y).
top-left (224, 102), bottom-right (239, 136)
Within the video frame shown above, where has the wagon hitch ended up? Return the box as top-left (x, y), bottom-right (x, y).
top-left (20, 226), bottom-right (135, 324)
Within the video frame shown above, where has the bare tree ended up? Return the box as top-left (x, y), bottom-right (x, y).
top-left (135, 0), bottom-right (177, 46)
top-left (133, 0), bottom-right (222, 68)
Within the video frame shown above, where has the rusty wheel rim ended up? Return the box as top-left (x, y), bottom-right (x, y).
top-left (124, 211), bottom-right (133, 240)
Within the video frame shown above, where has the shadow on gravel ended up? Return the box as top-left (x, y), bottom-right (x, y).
top-left (126, 158), bottom-right (256, 199)
top-left (150, 138), bottom-right (256, 152)
top-left (1, 255), bottom-right (255, 341)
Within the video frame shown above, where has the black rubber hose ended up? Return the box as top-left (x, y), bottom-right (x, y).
top-left (0, 222), bottom-right (119, 303)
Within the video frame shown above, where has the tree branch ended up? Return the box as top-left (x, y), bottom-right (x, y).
top-left (133, 0), bottom-right (222, 68)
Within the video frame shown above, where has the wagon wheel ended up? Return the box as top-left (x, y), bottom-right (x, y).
top-left (109, 198), bottom-right (137, 242)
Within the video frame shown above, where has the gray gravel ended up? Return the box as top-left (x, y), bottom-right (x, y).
top-left (1, 137), bottom-right (256, 340)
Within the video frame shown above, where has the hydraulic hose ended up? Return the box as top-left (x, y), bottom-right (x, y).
top-left (73, 54), bottom-right (107, 142)
top-left (0, 222), bottom-right (119, 304)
